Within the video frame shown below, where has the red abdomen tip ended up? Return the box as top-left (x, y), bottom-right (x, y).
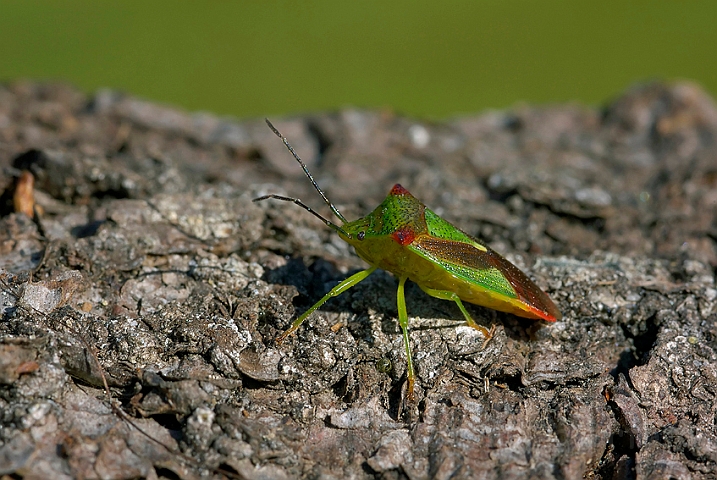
top-left (390, 184), bottom-right (410, 196)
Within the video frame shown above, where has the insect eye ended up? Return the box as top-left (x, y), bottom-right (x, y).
top-left (357, 231), bottom-right (366, 241)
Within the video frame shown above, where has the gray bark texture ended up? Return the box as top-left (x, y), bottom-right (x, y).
top-left (0, 81), bottom-right (716, 479)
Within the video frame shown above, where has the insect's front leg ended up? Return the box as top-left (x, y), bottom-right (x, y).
top-left (396, 276), bottom-right (416, 400)
top-left (276, 266), bottom-right (377, 343)
top-left (418, 286), bottom-right (495, 347)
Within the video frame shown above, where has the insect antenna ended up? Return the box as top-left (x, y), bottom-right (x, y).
top-left (253, 193), bottom-right (350, 237)
top-left (263, 119), bottom-right (348, 224)
top-left (254, 119), bottom-right (352, 238)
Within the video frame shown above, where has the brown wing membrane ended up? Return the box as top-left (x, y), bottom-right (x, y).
top-left (415, 237), bottom-right (492, 270)
top-left (479, 243), bottom-right (562, 321)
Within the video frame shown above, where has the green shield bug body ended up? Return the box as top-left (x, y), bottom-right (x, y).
top-left (254, 120), bottom-right (561, 399)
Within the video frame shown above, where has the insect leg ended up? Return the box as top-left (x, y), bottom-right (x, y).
top-left (396, 276), bottom-right (415, 400)
top-left (276, 266), bottom-right (377, 343)
top-left (418, 286), bottom-right (495, 345)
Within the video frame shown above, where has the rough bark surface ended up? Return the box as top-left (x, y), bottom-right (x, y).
top-left (0, 81), bottom-right (716, 479)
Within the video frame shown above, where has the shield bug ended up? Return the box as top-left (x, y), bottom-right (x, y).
top-left (254, 119), bottom-right (561, 399)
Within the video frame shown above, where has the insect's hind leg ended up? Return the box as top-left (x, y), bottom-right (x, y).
top-left (396, 276), bottom-right (416, 400)
top-left (419, 286), bottom-right (495, 345)
top-left (276, 266), bottom-right (377, 343)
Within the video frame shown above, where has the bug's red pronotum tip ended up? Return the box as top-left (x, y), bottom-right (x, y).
top-left (390, 184), bottom-right (410, 196)
top-left (391, 227), bottom-right (416, 246)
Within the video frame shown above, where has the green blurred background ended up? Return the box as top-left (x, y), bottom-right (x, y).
top-left (1, 1), bottom-right (715, 119)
